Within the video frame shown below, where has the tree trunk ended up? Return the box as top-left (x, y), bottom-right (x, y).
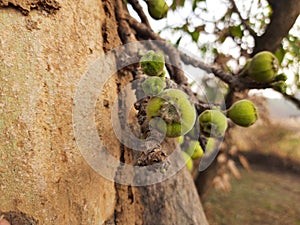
top-left (0, 1), bottom-right (209, 224)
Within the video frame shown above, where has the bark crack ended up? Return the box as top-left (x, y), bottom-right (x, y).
top-left (0, 0), bottom-right (60, 15)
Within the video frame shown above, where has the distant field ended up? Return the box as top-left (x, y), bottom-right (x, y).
top-left (230, 117), bottom-right (300, 163)
top-left (203, 166), bottom-right (300, 225)
top-left (202, 116), bottom-right (300, 225)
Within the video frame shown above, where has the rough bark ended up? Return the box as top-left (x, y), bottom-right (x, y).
top-left (0, 0), bottom-right (209, 224)
top-left (0, 1), bottom-right (119, 224)
top-left (136, 164), bottom-right (208, 225)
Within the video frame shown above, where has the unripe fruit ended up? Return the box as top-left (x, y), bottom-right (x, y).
top-left (182, 151), bottom-right (193, 172)
top-left (140, 50), bottom-right (165, 76)
top-left (205, 137), bottom-right (215, 153)
top-left (146, 89), bottom-right (196, 137)
top-left (272, 81), bottom-right (287, 93)
top-left (227, 100), bottom-right (258, 127)
top-left (177, 135), bottom-right (184, 145)
top-left (248, 51), bottom-right (279, 83)
top-left (198, 110), bottom-right (228, 137)
top-left (185, 140), bottom-right (204, 159)
top-left (239, 59), bottom-right (251, 77)
top-left (146, 0), bottom-right (169, 20)
top-left (142, 77), bottom-right (166, 96)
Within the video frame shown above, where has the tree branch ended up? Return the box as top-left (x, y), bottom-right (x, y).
top-left (115, 0), bottom-right (137, 44)
top-left (283, 93), bottom-right (300, 110)
top-left (127, 0), bottom-right (151, 28)
top-left (253, 0), bottom-right (300, 54)
top-left (126, 10), bottom-right (300, 111)
top-left (127, 16), bottom-right (162, 40)
top-left (179, 52), bottom-right (234, 84)
top-left (127, 16), bottom-right (235, 85)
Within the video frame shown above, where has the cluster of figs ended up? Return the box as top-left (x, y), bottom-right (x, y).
top-left (139, 50), bottom-right (285, 171)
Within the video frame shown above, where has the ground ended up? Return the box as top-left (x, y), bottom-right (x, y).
top-left (203, 117), bottom-right (300, 225)
top-left (203, 164), bottom-right (300, 225)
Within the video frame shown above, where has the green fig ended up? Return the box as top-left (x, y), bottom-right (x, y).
top-left (248, 51), bottom-right (279, 83)
top-left (272, 81), bottom-right (287, 93)
top-left (184, 140), bottom-right (204, 159)
top-left (227, 100), bottom-right (258, 127)
top-left (140, 50), bottom-right (165, 76)
top-left (146, 0), bottom-right (169, 20)
top-left (146, 89), bottom-right (196, 137)
top-left (198, 110), bottom-right (228, 137)
top-left (142, 77), bottom-right (166, 96)
top-left (177, 135), bottom-right (184, 145)
top-left (182, 151), bottom-right (193, 172)
top-left (205, 137), bottom-right (215, 153)
top-left (239, 59), bottom-right (251, 77)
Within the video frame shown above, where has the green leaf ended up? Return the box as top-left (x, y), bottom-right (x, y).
top-left (192, 0), bottom-right (197, 11)
top-left (230, 25), bottom-right (243, 38)
top-left (275, 44), bottom-right (285, 65)
top-left (212, 48), bottom-right (218, 55)
top-left (189, 80), bottom-right (196, 87)
top-left (182, 24), bottom-right (189, 32)
top-left (287, 35), bottom-right (300, 58)
top-left (192, 0), bottom-right (205, 11)
top-left (295, 73), bottom-right (300, 89)
top-left (171, 0), bottom-right (185, 10)
top-left (170, 1), bottom-right (177, 10)
top-left (175, 36), bottom-right (182, 47)
top-left (190, 30), bottom-right (200, 42)
top-left (199, 45), bottom-right (207, 54)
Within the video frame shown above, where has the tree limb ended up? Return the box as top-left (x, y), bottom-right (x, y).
top-left (283, 93), bottom-right (300, 110)
top-left (180, 52), bottom-right (234, 84)
top-left (127, 16), bottom-right (235, 85)
top-left (126, 10), bottom-right (300, 111)
top-left (127, 0), bottom-right (151, 28)
top-left (253, 0), bottom-right (300, 54)
top-left (115, 0), bottom-right (136, 44)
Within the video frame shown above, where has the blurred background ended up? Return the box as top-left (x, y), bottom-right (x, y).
top-left (130, 1), bottom-right (300, 224)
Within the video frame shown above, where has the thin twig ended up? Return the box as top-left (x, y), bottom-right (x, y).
top-left (127, 0), bottom-right (151, 28)
top-left (246, 0), bottom-right (255, 20)
top-left (283, 93), bottom-right (300, 110)
top-left (228, 0), bottom-right (257, 38)
top-left (127, 15), bottom-right (163, 40)
top-left (127, 16), bottom-right (188, 85)
top-left (154, 41), bottom-right (188, 84)
top-left (179, 51), bottom-right (234, 84)
top-left (127, 16), bottom-right (233, 84)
